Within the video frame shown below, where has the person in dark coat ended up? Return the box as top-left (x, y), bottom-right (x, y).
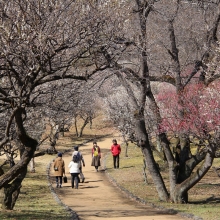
top-left (111, 139), bottom-right (121, 169)
top-left (91, 141), bottom-right (101, 172)
top-left (53, 152), bottom-right (65, 188)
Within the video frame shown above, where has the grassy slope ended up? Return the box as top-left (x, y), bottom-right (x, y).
top-left (0, 115), bottom-right (220, 220)
top-left (105, 142), bottom-right (220, 220)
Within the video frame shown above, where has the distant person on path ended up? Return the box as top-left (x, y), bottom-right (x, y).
top-left (53, 152), bottom-right (65, 188)
top-left (72, 146), bottom-right (85, 183)
top-left (111, 139), bottom-right (121, 169)
top-left (68, 154), bottom-right (80, 189)
top-left (91, 141), bottom-right (101, 172)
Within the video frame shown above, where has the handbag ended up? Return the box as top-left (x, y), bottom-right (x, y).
top-left (63, 175), bottom-right (67, 183)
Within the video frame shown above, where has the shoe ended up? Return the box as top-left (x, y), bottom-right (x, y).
top-left (56, 185), bottom-right (59, 188)
top-left (75, 187), bottom-right (78, 189)
top-left (82, 178), bottom-right (85, 183)
top-left (59, 184), bottom-right (62, 188)
top-left (96, 169), bottom-right (98, 172)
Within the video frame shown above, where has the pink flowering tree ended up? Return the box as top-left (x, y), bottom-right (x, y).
top-left (158, 82), bottom-right (220, 138)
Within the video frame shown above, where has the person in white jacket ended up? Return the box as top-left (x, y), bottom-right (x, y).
top-left (72, 146), bottom-right (85, 182)
top-left (68, 156), bottom-right (80, 189)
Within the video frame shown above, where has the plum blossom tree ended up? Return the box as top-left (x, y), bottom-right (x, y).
top-left (95, 0), bottom-right (220, 204)
top-left (0, 0), bottom-right (118, 209)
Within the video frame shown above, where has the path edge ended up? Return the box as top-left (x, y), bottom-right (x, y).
top-left (102, 152), bottom-right (203, 220)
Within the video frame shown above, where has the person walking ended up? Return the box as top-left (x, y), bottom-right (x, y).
top-left (91, 141), bottom-right (101, 172)
top-left (68, 155), bottom-right (80, 189)
top-left (53, 152), bottom-right (65, 188)
top-left (72, 146), bottom-right (85, 183)
top-left (111, 139), bottom-right (121, 169)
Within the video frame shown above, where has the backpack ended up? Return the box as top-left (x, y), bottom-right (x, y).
top-left (73, 152), bottom-right (80, 163)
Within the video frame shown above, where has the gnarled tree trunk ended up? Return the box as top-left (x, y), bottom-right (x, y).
top-left (135, 117), bottom-right (169, 201)
top-left (2, 168), bottom-right (26, 210)
top-left (0, 107), bottom-right (38, 210)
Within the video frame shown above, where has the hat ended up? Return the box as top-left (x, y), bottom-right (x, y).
top-left (58, 152), bottom-right (62, 157)
top-left (74, 146), bottom-right (78, 151)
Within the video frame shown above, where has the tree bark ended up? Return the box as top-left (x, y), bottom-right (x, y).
top-left (135, 116), bottom-right (169, 201)
top-left (0, 107), bottom-right (38, 210)
top-left (173, 150), bottom-right (214, 203)
top-left (74, 116), bottom-right (79, 137)
top-left (78, 116), bottom-right (90, 137)
top-left (2, 169), bottom-right (26, 210)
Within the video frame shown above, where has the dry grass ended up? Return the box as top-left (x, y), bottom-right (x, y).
top-left (0, 153), bottom-right (72, 220)
top-left (105, 142), bottom-right (220, 220)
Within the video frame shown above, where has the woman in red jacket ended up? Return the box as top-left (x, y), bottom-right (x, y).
top-left (111, 139), bottom-right (121, 169)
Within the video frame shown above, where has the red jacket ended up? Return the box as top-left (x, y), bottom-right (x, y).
top-left (111, 144), bottom-right (121, 156)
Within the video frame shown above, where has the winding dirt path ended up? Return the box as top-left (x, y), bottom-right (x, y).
top-left (51, 137), bottom-right (187, 220)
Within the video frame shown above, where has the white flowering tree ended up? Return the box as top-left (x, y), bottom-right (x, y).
top-left (0, 0), bottom-right (118, 209)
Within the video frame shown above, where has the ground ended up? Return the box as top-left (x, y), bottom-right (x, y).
top-left (49, 136), bottom-right (188, 220)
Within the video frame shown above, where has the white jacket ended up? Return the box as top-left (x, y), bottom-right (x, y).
top-left (68, 161), bottom-right (80, 174)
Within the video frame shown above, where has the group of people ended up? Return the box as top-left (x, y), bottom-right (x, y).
top-left (53, 139), bottom-right (121, 189)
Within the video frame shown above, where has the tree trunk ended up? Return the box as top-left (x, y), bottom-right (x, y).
top-left (124, 141), bottom-right (128, 157)
top-left (172, 151), bottom-right (214, 203)
top-left (48, 132), bottom-right (59, 154)
top-left (172, 135), bottom-right (191, 202)
top-left (74, 117), bottom-right (79, 137)
top-left (171, 135), bottom-right (216, 203)
top-left (78, 117), bottom-right (89, 137)
top-left (0, 107), bottom-right (38, 210)
top-left (142, 156), bottom-right (148, 184)
top-left (2, 169), bottom-right (26, 210)
top-left (135, 117), bottom-right (169, 201)
top-left (156, 136), bottom-right (162, 152)
top-left (121, 134), bottom-right (128, 157)
top-left (60, 123), bottom-right (64, 137)
top-left (49, 139), bottom-right (57, 154)
top-left (29, 158), bottom-right (35, 173)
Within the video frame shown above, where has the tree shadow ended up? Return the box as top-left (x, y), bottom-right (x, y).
top-left (84, 180), bottom-right (103, 183)
top-left (79, 186), bottom-right (99, 189)
top-left (97, 169), bottom-right (107, 173)
top-left (122, 166), bottom-right (135, 169)
top-left (71, 134), bottom-right (112, 143)
top-left (104, 166), bottom-right (134, 171)
top-left (189, 196), bottom-right (220, 204)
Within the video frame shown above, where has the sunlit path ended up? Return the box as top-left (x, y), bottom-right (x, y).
top-left (51, 137), bottom-right (187, 220)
